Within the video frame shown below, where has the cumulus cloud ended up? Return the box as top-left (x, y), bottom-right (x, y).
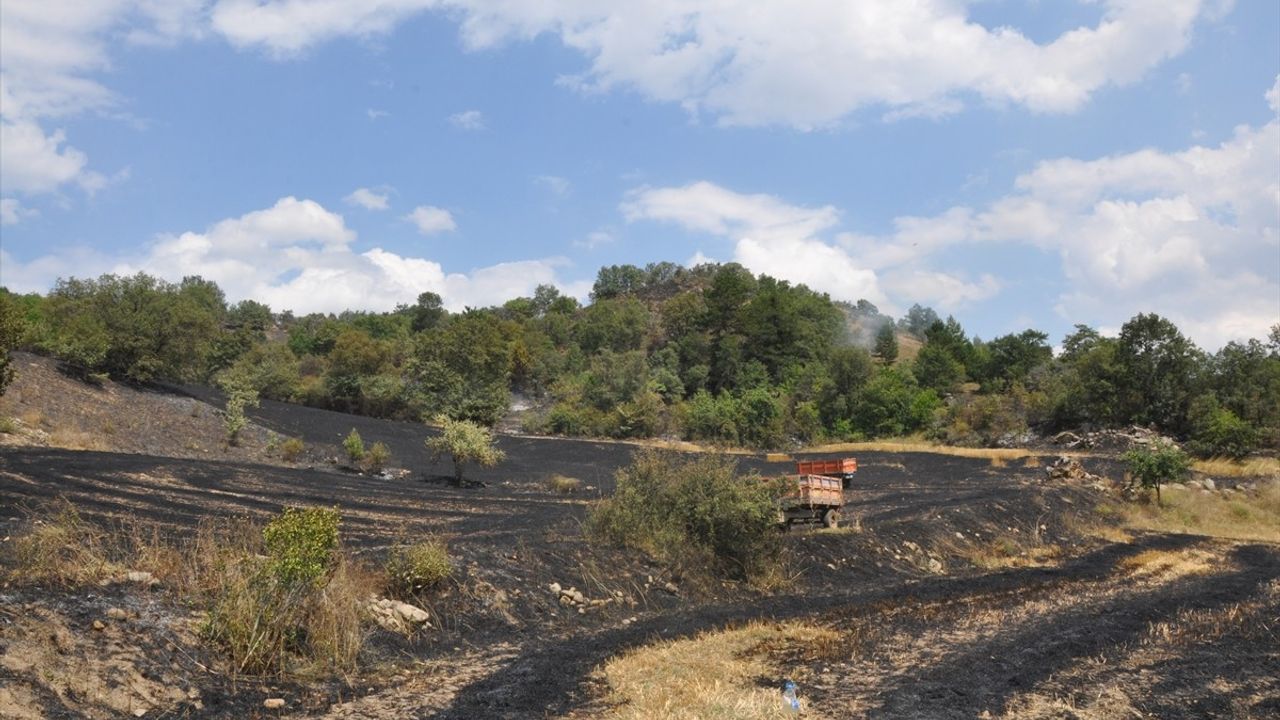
top-left (209, 0), bottom-right (1218, 128)
top-left (447, 109), bottom-right (485, 130)
top-left (0, 196), bottom-right (578, 314)
top-left (0, 0), bottom-right (201, 199)
top-left (535, 175), bottom-right (570, 197)
top-left (622, 78), bottom-right (1280, 348)
top-left (0, 198), bottom-right (37, 225)
top-left (404, 205), bottom-right (457, 235)
top-left (345, 187), bottom-right (391, 211)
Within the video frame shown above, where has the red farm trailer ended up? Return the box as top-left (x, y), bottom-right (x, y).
top-left (777, 474), bottom-right (844, 529)
top-left (795, 457), bottom-right (858, 488)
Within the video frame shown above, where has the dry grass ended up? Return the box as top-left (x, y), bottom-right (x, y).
top-left (1119, 547), bottom-right (1221, 580)
top-left (1102, 482), bottom-right (1280, 543)
top-left (2, 502), bottom-right (377, 680)
top-left (964, 536), bottom-right (1064, 570)
top-left (589, 621), bottom-right (837, 720)
top-left (1191, 456), bottom-right (1280, 478)
top-left (807, 439), bottom-right (1049, 461)
top-left (545, 474), bottom-right (583, 494)
top-left (47, 427), bottom-right (108, 451)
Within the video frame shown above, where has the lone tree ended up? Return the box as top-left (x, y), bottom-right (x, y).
top-left (1123, 439), bottom-right (1190, 506)
top-left (874, 323), bottom-right (899, 364)
top-left (425, 416), bottom-right (505, 485)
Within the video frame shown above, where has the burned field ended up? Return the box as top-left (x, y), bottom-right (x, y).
top-left (1, 388), bottom-right (1278, 718)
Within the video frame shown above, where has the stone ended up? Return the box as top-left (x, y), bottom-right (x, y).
top-left (263, 698), bottom-right (286, 709)
top-left (927, 558), bottom-right (944, 573)
top-left (390, 601), bottom-right (430, 625)
top-left (1202, 478), bottom-right (1216, 491)
top-left (105, 607), bottom-right (128, 621)
top-left (92, 619), bottom-right (106, 631)
top-left (1186, 479), bottom-right (1204, 490)
top-left (124, 570), bottom-right (157, 585)
top-left (549, 582), bottom-right (562, 596)
top-left (662, 581), bottom-right (679, 595)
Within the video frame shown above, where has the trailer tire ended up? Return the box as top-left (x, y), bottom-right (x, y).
top-left (821, 508), bottom-right (840, 529)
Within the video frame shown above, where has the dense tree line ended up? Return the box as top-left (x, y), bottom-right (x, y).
top-left (1, 265), bottom-right (1277, 457)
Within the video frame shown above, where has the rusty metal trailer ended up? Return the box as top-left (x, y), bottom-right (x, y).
top-left (778, 474), bottom-right (844, 528)
top-left (795, 457), bottom-right (858, 488)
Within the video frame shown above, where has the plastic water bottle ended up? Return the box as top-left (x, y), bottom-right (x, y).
top-left (781, 679), bottom-right (800, 712)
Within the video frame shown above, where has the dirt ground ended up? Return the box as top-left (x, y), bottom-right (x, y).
top-left (1, 358), bottom-right (1277, 719)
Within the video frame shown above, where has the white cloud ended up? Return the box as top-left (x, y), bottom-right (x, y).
top-left (0, 196), bottom-right (578, 314)
top-left (535, 175), bottom-right (570, 197)
top-left (404, 205), bottom-right (457, 235)
top-left (447, 109), bottom-right (485, 130)
top-left (574, 229), bottom-right (614, 249)
top-left (209, 0), bottom-right (1219, 128)
top-left (0, 198), bottom-right (37, 225)
top-left (623, 181), bottom-right (890, 308)
top-left (366, 108), bottom-right (389, 120)
top-left (345, 187), bottom-right (391, 211)
top-left (0, 0), bottom-right (201, 198)
top-left (622, 78), bottom-right (1280, 347)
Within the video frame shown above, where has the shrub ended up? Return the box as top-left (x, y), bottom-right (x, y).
top-left (384, 540), bottom-right (452, 599)
top-left (1124, 440), bottom-right (1190, 505)
top-left (222, 382), bottom-right (260, 446)
top-left (262, 507), bottom-right (340, 587)
top-left (0, 416), bottom-right (16, 434)
top-left (280, 437), bottom-right (305, 462)
top-left (589, 450), bottom-right (783, 582)
top-left (364, 441), bottom-right (391, 473)
top-left (343, 428), bottom-right (365, 463)
top-left (1188, 398), bottom-right (1258, 459)
top-left (545, 474), bottom-right (582, 494)
top-left (424, 416), bottom-right (505, 485)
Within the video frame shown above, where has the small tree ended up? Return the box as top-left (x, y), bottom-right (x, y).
top-left (1123, 439), bottom-right (1190, 506)
top-left (219, 371), bottom-right (260, 446)
top-left (874, 323), bottom-right (899, 364)
top-left (424, 416), bottom-right (505, 485)
top-left (343, 428), bottom-right (365, 463)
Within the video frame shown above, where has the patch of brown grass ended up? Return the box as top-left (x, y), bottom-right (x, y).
top-left (964, 536), bottom-right (1064, 570)
top-left (590, 622), bottom-right (837, 720)
top-left (804, 438), bottom-right (1054, 460)
top-left (1191, 456), bottom-right (1280, 478)
top-left (1102, 481), bottom-right (1280, 543)
top-left (1119, 548), bottom-right (1221, 580)
top-left (545, 474), bottom-right (583, 494)
top-left (47, 427), bottom-right (107, 451)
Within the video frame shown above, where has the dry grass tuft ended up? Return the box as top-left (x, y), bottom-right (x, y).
top-left (1102, 481), bottom-right (1280, 543)
top-left (594, 622), bottom-right (837, 719)
top-left (1022, 455), bottom-right (1041, 468)
top-left (2, 501), bottom-right (118, 585)
top-left (805, 438), bottom-right (1051, 460)
top-left (545, 474), bottom-right (583, 494)
top-left (989, 456), bottom-right (1007, 468)
top-left (1191, 456), bottom-right (1280, 478)
top-left (1119, 548), bottom-right (1221, 580)
top-left (964, 537), bottom-right (1064, 570)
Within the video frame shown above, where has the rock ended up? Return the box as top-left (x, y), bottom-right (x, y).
top-left (1186, 479), bottom-right (1204, 490)
top-left (955, 532), bottom-right (965, 540)
top-left (903, 541), bottom-right (919, 552)
top-left (92, 619), bottom-right (106, 631)
top-left (577, 607), bottom-right (585, 615)
top-left (927, 558), bottom-right (943, 573)
top-left (661, 582), bottom-right (679, 595)
top-left (1202, 478), bottom-right (1216, 491)
top-left (133, 708), bottom-right (148, 718)
top-left (263, 698), bottom-right (286, 709)
top-left (390, 601), bottom-right (430, 625)
top-left (549, 582), bottom-right (562, 596)
top-left (105, 607), bottom-right (128, 621)
top-left (563, 588), bottom-right (586, 605)
top-left (124, 570), bottom-right (157, 585)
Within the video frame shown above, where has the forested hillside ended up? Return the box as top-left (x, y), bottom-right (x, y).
top-left (1, 262), bottom-right (1276, 456)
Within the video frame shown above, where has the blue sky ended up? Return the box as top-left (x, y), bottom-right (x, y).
top-left (1, 1), bottom-right (1277, 349)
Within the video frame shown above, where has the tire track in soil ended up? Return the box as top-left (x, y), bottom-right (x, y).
top-left (424, 535), bottom-right (1253, 719)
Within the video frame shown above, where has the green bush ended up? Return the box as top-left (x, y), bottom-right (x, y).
top-left (1188, 397), bottom-right (1258, 459)
top-left (424, 416), bottom-right (505, 484)
top-left (343, 428), bottom-right (365, 463)
top-left (280, 437), bottom-right (305, 462)
top-left (364, 441), bottom-right (391, 473)
top-left (262, 507), bottom-right (340, 587)
top-left (385, 540), bottom-right (452, 598)
top-left (589, 450), bottom-right (783, 582)
top-left (1123, 440), bottom-right (1190, 505)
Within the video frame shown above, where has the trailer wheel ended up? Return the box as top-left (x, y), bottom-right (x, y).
top-left (821, 508), bottom-right (840, 529)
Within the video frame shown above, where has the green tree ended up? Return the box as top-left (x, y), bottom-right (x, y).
top-left (425, 416), bottom-right (506, 485)
top-left (1115, 313), bottom-right (1202, 432)
top-left (0, 292), bottom-right (25, 396)
top-left (409, 310), bottom-right (513, 425)
top-left (874, 323), bottom-right (899, 364)
top-left (1123, 440), bottom-right (1190, 505)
